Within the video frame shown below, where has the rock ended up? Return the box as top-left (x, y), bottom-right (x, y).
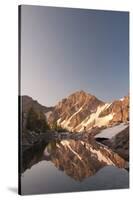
top-left (48, 90), bottom-right (104, 130)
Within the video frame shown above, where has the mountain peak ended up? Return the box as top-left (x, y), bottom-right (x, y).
top-left (67, 90), bottom-right (95, 100)
top-left (75, 90), bottom-right (87, 95)
top-left (69, 90), bottom-right (90, 96)
top-left (48, 90), bottom-right (104, 129)
top-left (66, 90), bottom-right (103, 106)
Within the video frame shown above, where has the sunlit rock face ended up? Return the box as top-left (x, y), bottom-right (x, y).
top-left (48, 90), bottom-right (104, 131)
top-left (21, 93), bottom-right (129, 134)
top-left (47, 91), bottom-right (129, 132)
top-left (51, 140), bottom-right (127, 181)
top-left (99, 96), bottom-right (129, 124)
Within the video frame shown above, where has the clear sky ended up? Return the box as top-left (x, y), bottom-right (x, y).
top-left (20, 5), bottom-right (129, 106)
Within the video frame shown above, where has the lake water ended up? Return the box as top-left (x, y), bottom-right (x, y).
top-left (21, 139), bottom-right (129, 195)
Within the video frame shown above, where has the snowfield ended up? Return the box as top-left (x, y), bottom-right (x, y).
top-left (95, 123), bottom-right (128, 139)
top-left (58, 103), bottom-right (113, 131)
top-left (76, 103), bottom-right (113, 132)
top-left (57, 106), bottom-right (83, 131)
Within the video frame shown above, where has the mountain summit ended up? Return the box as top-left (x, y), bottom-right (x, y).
top-left (47, 91), bottom-right (129, 132)
top-left (22, 91), bottom-right (129, 133)
top-left (48, 90), bottom-right (104, 131)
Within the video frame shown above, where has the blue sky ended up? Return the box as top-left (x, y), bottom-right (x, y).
top-left (21, 5), bottom-right (129, 106)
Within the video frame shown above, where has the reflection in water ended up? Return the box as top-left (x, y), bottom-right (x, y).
top-left (21, 139), bottom-right (129, 194)
top-left (21, 141), bottom-right (49, 173)
top-left (51, 140), bottom-right (126, 181)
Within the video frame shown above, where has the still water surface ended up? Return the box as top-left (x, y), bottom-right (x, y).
top-left (21, 139), bottom-right (129, 195)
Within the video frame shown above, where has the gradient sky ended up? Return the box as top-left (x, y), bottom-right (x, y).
top-left (20, 5), bottom-right (129, 106)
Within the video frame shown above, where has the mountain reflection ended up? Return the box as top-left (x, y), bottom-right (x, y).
top-left (21, 139), bottom-right (126, 181)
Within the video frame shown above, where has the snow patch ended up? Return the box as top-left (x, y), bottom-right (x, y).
top-left (58, 106), bottom-right (83, 130)
top-left (120, 98), bottom-right (124, 101)
top-left (45, 111), bottom-right (52, 119)
top-left (76, 103), bottom-right (112, 132)
top-left (57, 118), bottom-right (62, 125)
top-left (56, 143), bottom-right (61, 149)
top-left (95, 113), bottom-right (114, 127)
top-left (95, 123), bottom-right (128, 139)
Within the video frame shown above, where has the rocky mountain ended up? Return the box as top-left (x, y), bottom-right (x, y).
top-left (21, 91), bottom-right (129, 133)
top-left (47, 91), bottom-right (129, 132)
top-left (21, 95), bottom-right (54, 132)
top-left (99, 96), bottom-right (129, 124)
top-left (48, 90), bottom-right (104, 131)
top-left (22, 95), bottom-right (53, 114)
